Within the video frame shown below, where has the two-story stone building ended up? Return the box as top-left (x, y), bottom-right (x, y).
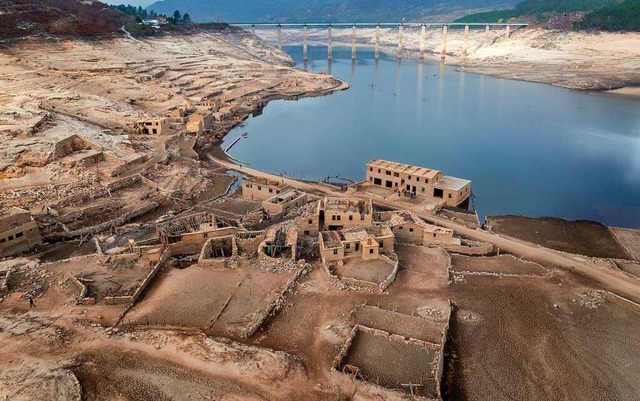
top-left (365, 159), bottom-right (472, 208)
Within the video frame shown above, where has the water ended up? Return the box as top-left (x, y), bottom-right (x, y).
top-left (224, 45), bottom-right (640, 228)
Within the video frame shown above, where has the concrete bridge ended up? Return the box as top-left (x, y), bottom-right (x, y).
top-left (232, 22), bottom-right (529, 61)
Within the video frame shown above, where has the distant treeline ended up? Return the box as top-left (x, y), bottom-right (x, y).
top-left (455, 0), bottom-right (639, 31)
top-left (576, 0), bottom-right (640, 31)
top-left (110, 4), bottom-right (192, 24)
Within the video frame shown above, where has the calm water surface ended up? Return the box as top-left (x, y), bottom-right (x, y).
top-left (224, 46), bottom-right (640, 228)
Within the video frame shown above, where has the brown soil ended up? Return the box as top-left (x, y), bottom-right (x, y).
top-left (36, 240), bottom-right (97, 263)
top-left (332, 258), bottom-right (395, 284)
top-left (610, 227), bottom-right (640, 261)
top-left (451, 254), bottom-right (550, 276)
top-left (72, 349), bottom-right (267, 401)
top-left (444, 274), bottom-right (640, 401)
top-left (616, 261), bottom-right (640, 279)
top-left (352, 305), bottom-right (445, 344)
top-left (339, 329), bottom-right (438, 398)
top-left (487, 216), bottom-right (631, 259)
top-left (125, 261), bottom-right (298, 338)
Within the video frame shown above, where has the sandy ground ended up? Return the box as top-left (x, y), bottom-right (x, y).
top-left (257, 27), bottom-right (640, 93)
top-left (486, 215), bottom-right (632, 259)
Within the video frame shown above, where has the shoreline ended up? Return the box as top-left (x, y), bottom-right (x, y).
top-left (257, 27), bottom-right (640, 98)
top-left (210, 43), bottom-right (640, 230)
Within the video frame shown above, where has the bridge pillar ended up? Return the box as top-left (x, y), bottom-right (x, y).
top-left (303, 24), bottom-right (308, 61)
top-left (462, 24), bottom-right (469, 57)
top-left (397, 24), bottom-right (403, 59)
top-left (484, 24), bottom-right (490, 46)
top-left (374, 24), bottom-right (380, 60)
top-left (419, 24), bottom-right (426, 59)
top-left (440, 24), bottom-right (448, 62)
top-left (327, 24), bottom-right (333, 60)
top-left (351, 24), bottom-right (357, 60)
top-left (277, 24), bottom-right (282, 50)
top-left (251, 24), bottom-right (255, 36)
top-left (505, 24), bottom-right (511, 38)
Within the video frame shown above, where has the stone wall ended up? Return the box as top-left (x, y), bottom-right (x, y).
top-left (46, 202), bottom-right (158, 241)
top-left (0, 269), bottom-right (11, 295)
top-left (53, 135), bottom-right (92, 160)
top-left (66, 273), bottom-right (96, 305)
top-left (110, 154), bottom-right (150, 177)
top-left (242, 264), bottom-right (309, 339)
top-left (440, 239), bottom-right (493, 256)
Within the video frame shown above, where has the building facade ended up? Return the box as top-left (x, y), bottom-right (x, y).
top-left (134, 118), bottom-right (170, 135)
top-left (365, 159), bottom-right (472, 208)
top-left (318, 197), bottom-right (373, 231)
top-left (0, 208), bottom-right (43, 258)
top-left (242, 176), bottom-right (290, 202)
top-left (319, 226), bottom-right (394, 264)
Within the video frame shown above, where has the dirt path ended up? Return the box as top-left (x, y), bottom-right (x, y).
top-left (211, 155), bottom-right (640, 304)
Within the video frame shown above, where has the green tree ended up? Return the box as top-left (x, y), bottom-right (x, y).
top-left (172, 10), bottom-right (181, 24)
top-left (182, 13), bottom-right (192, 24)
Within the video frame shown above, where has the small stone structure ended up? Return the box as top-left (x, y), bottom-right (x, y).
top-left (156, 212), bottom-right (239, 255)
top-left (377, 210), bottom-right (456, 245)
top-left (260, 225), bottom-right (298, 260)
top-left (262, 189), bottom-right (308, 219)
top-left (334, 303), bottom-right (452, 400)
top-left (133, 117), bottom-right (170, 135)
top-left (319, 197), bottom-right (373, 231)
top-left (319, 226), bottom-right (394, 264)
top-left (242, 175), bottom-right (290, 201)
top-left (0, 207), bottom-right (43, 258)
top-left (198, 235), bottom-right (236, 267)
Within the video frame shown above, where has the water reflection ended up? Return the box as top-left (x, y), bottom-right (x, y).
top-left (226, 45), bottom-right (640, 228)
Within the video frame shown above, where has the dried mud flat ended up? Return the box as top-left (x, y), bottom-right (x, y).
top-left (486, 215), bottom-right (632, 259)
top-left (445, 273), bottom-right (640, 401)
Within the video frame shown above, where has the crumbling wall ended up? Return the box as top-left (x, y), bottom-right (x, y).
top-left (440, 240), bottom-right (493, 256)
top-left (46, 202), bottom-right (158, 241)
top-left (66, 273), bottom-right (96, 305)
top-left (53, 135), bottom-right (92, 160)
top-left (110, 154), bottom-right (150, 177)
top-left (235, 231), bottom-right (266, 257)
top-left (168, 226), bottom-right (237, 256)
top-left (107, 174), bottom-right (141, 192)
top-left (0, 269), bottom-right (11, 295)
top-left (197, 236), bottom-right (236, 268)
top-left (242, 264), bottom-right (309, 339)
top-left (434, 302), bottom-right (453, 399)
top-left (378, 254), bottom-right (400, 291)
top-left (109, 247), bottom-right (170, 309)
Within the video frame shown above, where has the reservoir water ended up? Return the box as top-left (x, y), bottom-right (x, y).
top-left (224, 45), bottom-right (640, 228)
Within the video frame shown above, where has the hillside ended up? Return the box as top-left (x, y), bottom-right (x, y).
top-left (576, 0), bottom-right (640, 31)
top-left (145, 0), bottom-right (517, 23)
top-left (455, 0), bottom-right (634, 29)
top-left (0, 0), bottom-right (133, 40)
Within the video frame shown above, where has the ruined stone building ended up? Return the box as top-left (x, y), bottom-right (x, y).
top-left (0, 207), bottom-right (43, 258)
top-left (262, 189), bottom-right (308, 219)
top-left (186, 111), bottom-right (214, 134)
top-left (319, 225), bottom-right (394, 264)
top-left (156, 212), bottom-right (238, 255)
top-left (242, 176), bottom-right (290, 201)
top-left (318, 197), bottom-right (373, 231)
top-left (366, 159), bottom-right (472, 208)
top-left (134, 117), bottom-right (170, 135)
top-left (169, 107), bottom-right (187, 123)
top-left (380, 211), bottom-right (456, 245)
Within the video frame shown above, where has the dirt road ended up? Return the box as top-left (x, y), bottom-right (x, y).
top-left (211, 155), bottom-right (640, 304)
